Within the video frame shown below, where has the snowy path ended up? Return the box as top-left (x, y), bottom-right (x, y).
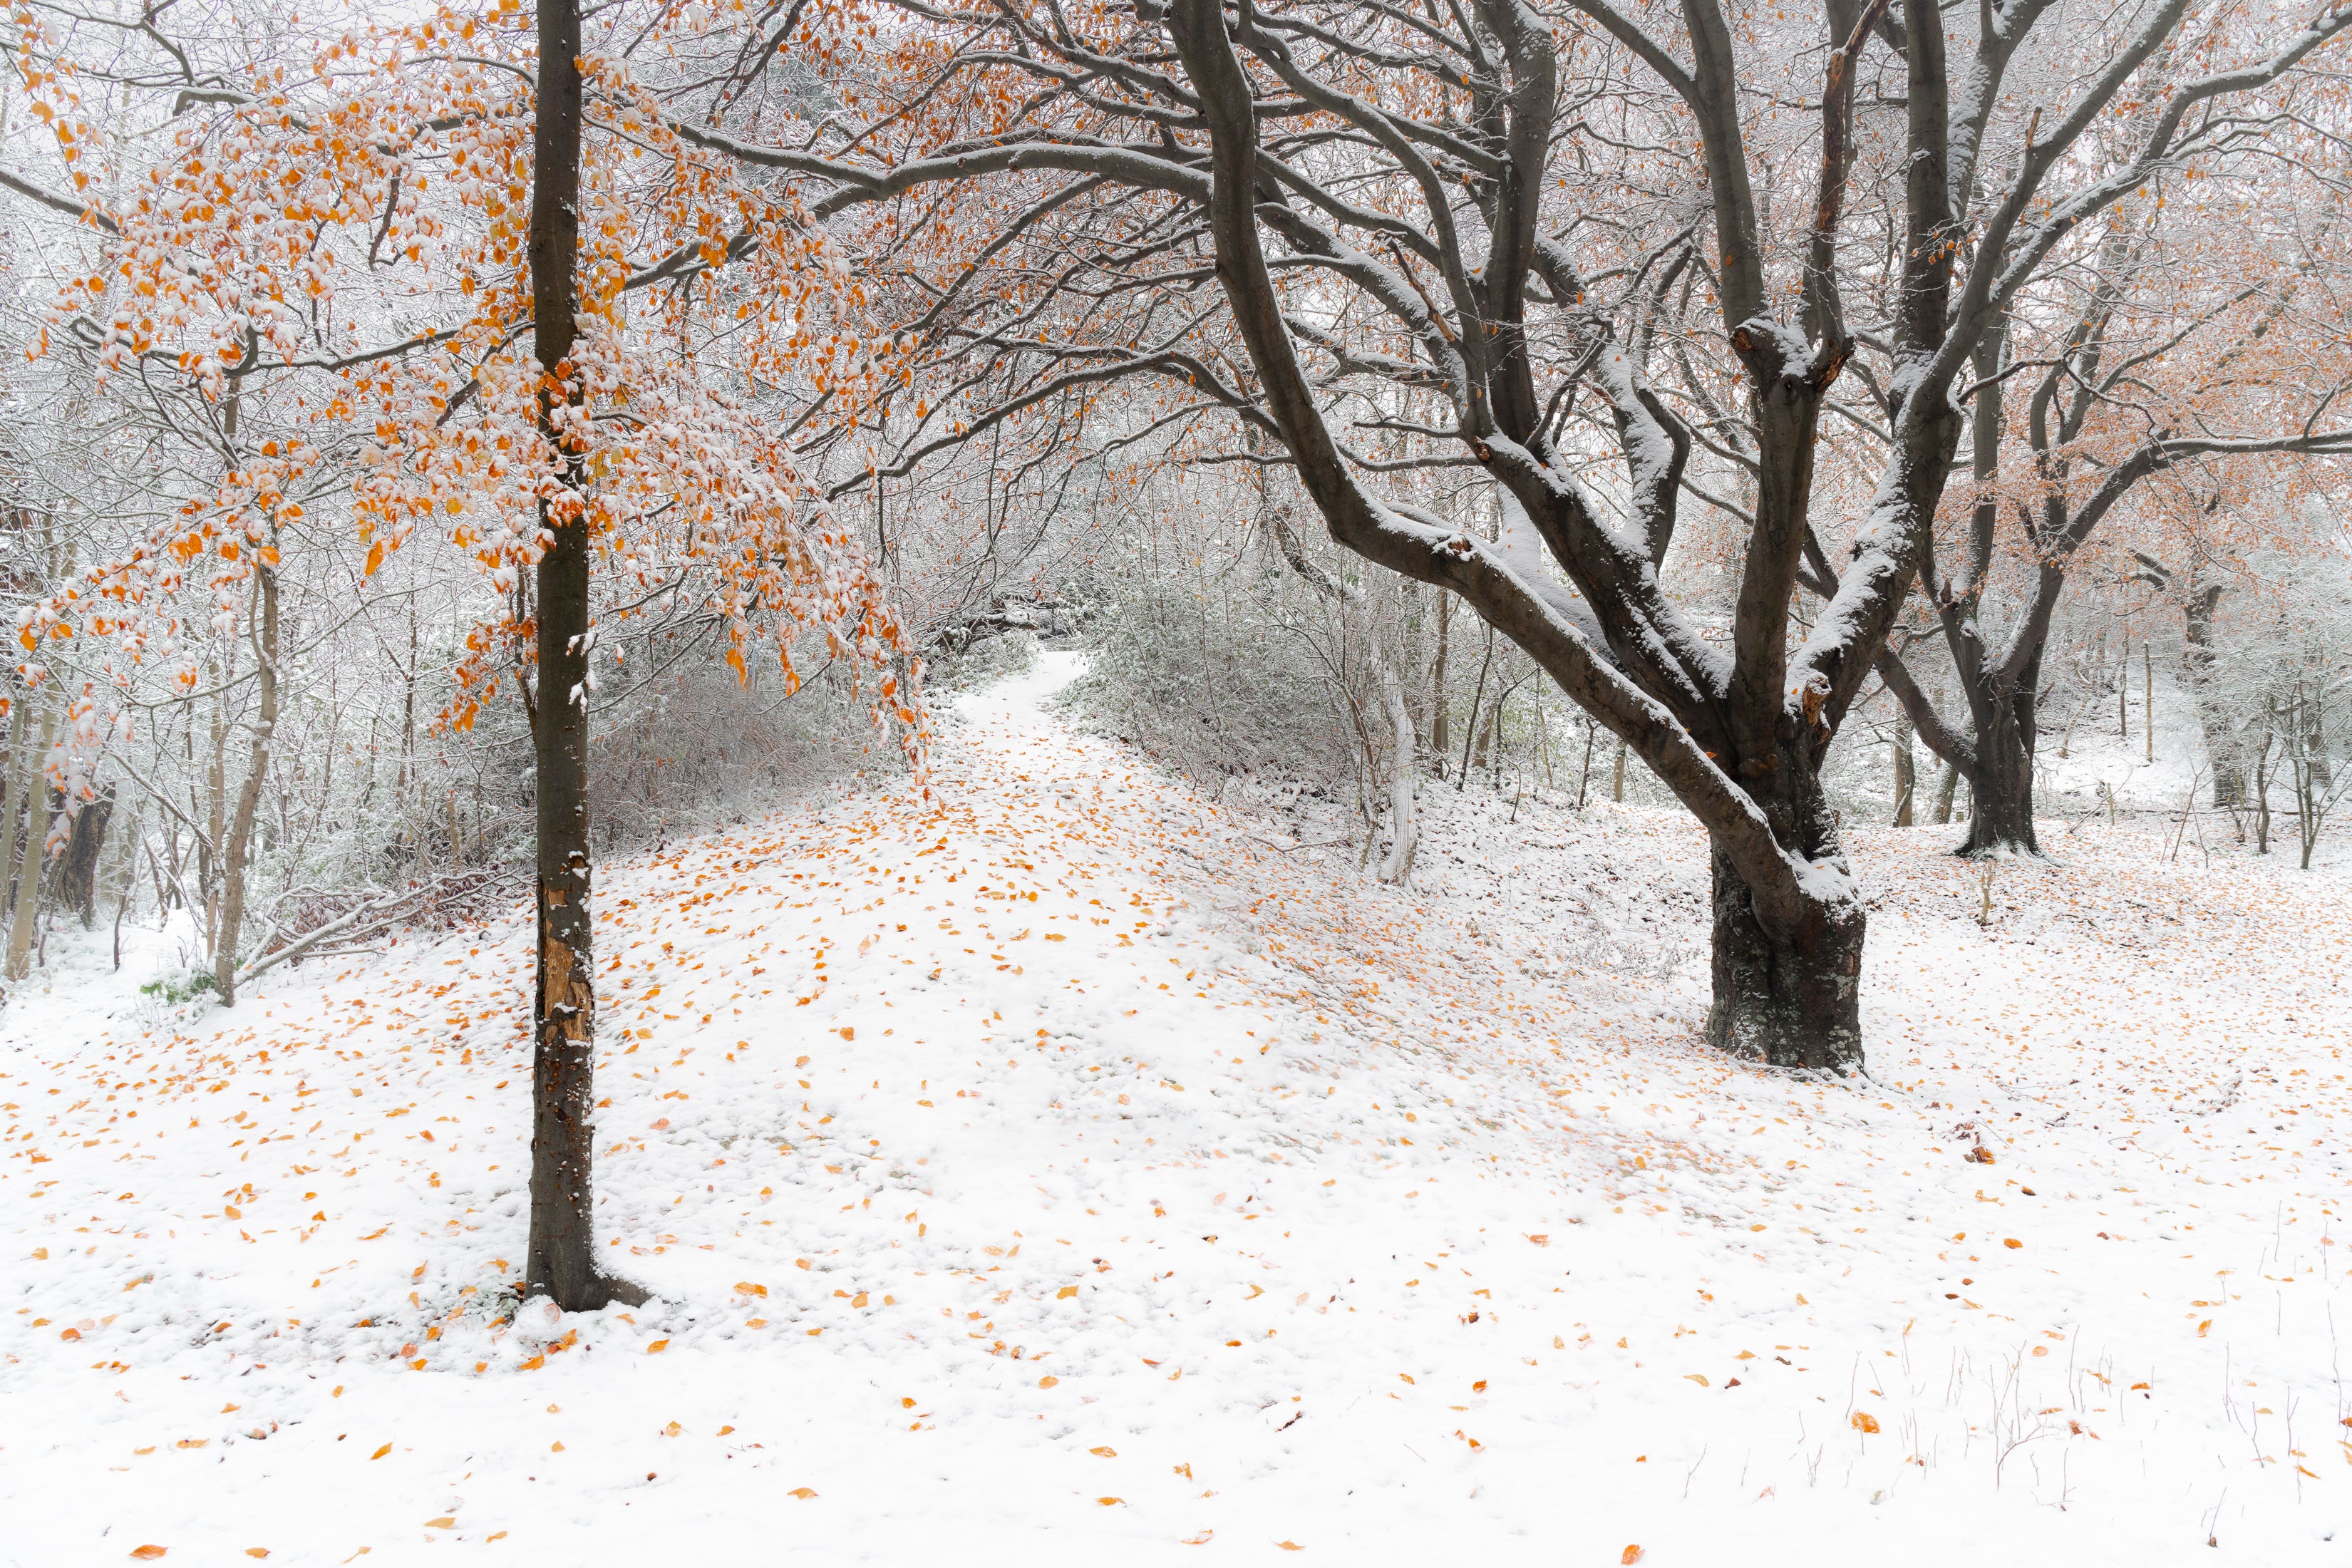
top-left (5, 651), bottom-right (2350, 1564)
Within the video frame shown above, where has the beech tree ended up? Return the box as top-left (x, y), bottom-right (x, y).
top-left (1876, 180), bottom-right (2352, 855)
top-left (662, 0), bottom-right (2350, 1066)
top-left (2, 0), bottom-right (917, 1304)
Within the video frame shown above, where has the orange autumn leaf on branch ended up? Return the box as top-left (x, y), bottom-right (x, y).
top-left (6, 0), bottom-right (926, 786)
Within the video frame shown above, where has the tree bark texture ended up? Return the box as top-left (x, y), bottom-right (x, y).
top-left (1705, 842), bottom-right (1864, 1066)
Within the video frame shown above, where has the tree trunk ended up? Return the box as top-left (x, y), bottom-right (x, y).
top-left (2253, 711), bottom-right (2274, 853)
top-left (1457, 619), bottom-right (1492, 790)
top-left (204, 671), bottom-right (227, 951)
top-left (0, 693), bottom-right (26, 924)
top-left (1428, 589), bottom-right (1450, 768)
top-left (1376, 639), bottom-right (1418, 884)
top-left (1701, 768), bottom-right (1865, 1073)
top-left (1610, 739), bottom-right (1626, 803)
top-left (213, 562), bottom-right (278, 1006)
top-left (1963, 705), bottom-right (2038, 854)
top-left (1930, 762), bottom-right (1958, 824)
top-left (1373, 658), bottom-right (1411, 888)
top-left (524, 0), bottom-right (639, 1313)
top-left (1892, 707), bottom-right (1916, 826)
top-left (2182, 584), bottom-right (2242, 805)
top-left (5, 704), bottom-right (56, 980)
top-left (1960, 641), bottom-right (2043, 855)
top-left (53, 785), bottom-right (113, 929)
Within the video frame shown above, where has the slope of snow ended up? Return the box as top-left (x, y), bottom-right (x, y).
top-left (4, 651), bottom-right (2348, 1564)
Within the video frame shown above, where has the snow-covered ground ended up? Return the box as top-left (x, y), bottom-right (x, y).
top-left (6, 651), bottom-right (2348, 1564)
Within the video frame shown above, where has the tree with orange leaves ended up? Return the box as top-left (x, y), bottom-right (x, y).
top-left (1, 0), bottom-right (919, 1306)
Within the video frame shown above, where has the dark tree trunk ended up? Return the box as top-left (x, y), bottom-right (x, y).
top-left (53, 785), bottom-right (112, 929)
top-left (1701, 746), bottom-right (1865, 1068)
top-left (524, 0), bottom-right (639, 1313)
top-left (1963, 680), bottom-right (2041, 855)
top-left (1964, 751), bottom-right (2036, 852)
top-left (1705, 844), bottom-right (1865, 1068)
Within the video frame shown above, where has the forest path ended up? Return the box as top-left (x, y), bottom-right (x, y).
top-left (4, 651), bottom-right (2349, 1564)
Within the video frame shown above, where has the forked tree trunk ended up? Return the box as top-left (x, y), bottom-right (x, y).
top-left (523, 0), bottom-right (639, 1312)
